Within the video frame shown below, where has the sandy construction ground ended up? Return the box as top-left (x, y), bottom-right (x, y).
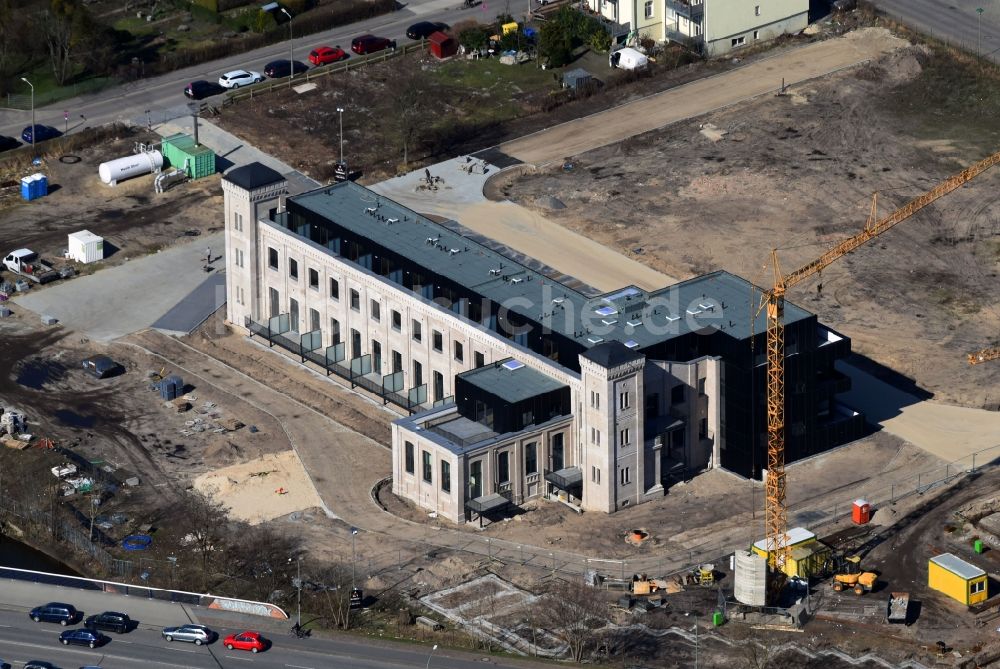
top-left (193, 449), bottom-right (324, 524)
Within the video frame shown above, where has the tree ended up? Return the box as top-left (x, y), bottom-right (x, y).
top-left (42, 0), bottom-right (86, 85)
top-left (538, 580), bottom-right (610, 662)
top-left (308, 563), bottom-right (357, 629)
top-left (386, 59), bottom-right (431, 169)
top-left (175, 490), bottom-right (231, 592)
top-left (539, 20), bottom-right (573, 68)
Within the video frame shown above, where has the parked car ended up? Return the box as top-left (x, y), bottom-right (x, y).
top-left (184, 80), bottom-right (224, 100)
top-left (0, 135), bottom-right (19, 152)
top-left (406, 21), bottom-right (449, 39)
top-left (223, 631), bottom-right (266, 653)
top-left (308, 45), bottom-right (349, 65)
top-left (0, 658), bottom-right (9, 669)
top-left (84, 611), bottom-right (131, 634)
top-left (23, 662), bottom-right (59, 669)
top-left (59, 629), bottom-right (107, 649)
top-left (29, 603), bottom-right (79, 625)
top-left (217, 70), bottom-right (263, 89)
top-left (21, 125), bottom-right (60, 144)
top-left (162, 624), bottom-right (215, 645)
top-left (263, 59), bottom-right (309, 79)
top-left (350, 35), bottom-right (396, 55)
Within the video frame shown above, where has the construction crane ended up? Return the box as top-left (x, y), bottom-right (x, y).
top-left (761, 149), bottom-right (1000, 576)
top-left (968, 347), bottom-right (1000, 365)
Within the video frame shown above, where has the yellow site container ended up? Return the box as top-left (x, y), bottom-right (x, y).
top-left (752, 527), bottom-right (819, 578)
top-left (786, 540), bottom-right (831, 580)
top-left (928, 553), bottom-right (987, 606)
top-left (502, 21), bottom-right (519, 35)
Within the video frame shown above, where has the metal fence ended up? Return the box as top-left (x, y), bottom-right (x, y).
top-left (219, 40), bottom-right (428, 107)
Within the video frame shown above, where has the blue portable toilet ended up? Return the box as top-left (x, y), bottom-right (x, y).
top-left (20, 176), bottom-right (33, 201)
top-left (35, 174), bottom-right (48, 197)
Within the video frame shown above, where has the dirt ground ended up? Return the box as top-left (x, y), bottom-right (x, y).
top-left (0, 127), bottom-right (221, 277)
top-left (498, 42), bottom-right (1000, 407)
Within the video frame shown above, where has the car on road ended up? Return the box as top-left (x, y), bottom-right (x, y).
top-left (217, 69), bottom-right (263, 89)
top-left (406, 21), bottom-right (449, 39)
top-left (162, 623), bottom-right (215, 645)
top-left (59, 629), bottom-right (108, 649)
top-left (21, 125), bottom-right (60, 144)
top-left (350, 34), bottom-right (396, 55)
top-left (84, 611), bottom-right (131, 634)
top-left (30, 602), bottom-right (79, 625)
top-left (184, 80), bottom-right (224, 100)
top-left (263, 59), bottom-right (309, 79)
top-left (223, 630), bottom-right (266, 653)
top-left (23, 662), bottom-right (58, 669)
top-left (0, 135), bottom-right (19, 152)
top-left (308, 45), bottom-right (349, 65)
top-left (0, 658), bottom-right (9, 669)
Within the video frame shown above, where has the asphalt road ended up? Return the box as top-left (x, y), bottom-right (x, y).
top-left (869, 0), bottom-right (1000, 64)
top-left (0, 0), bottom-right (490, 140)
top-left (0, 579), bottom-right (546, 669)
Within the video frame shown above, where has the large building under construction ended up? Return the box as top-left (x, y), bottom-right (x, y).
top-left (222, 163), bottom-right (865, 524)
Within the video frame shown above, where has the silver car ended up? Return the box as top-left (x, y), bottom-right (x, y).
top-left (217, 69), bottom-right (263, 89)
top-left (162, 624), bottom-right (214, 645)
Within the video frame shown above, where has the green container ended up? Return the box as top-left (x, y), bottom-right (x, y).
top-left (974, 539), bottom-right (984, 554)
top-left (712, 611), bottom-right (724, 626)
top-left (161, 132), bottom-right (217, 180)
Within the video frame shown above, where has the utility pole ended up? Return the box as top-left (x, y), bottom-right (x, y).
top-left (351, 528), bottom-right (359, 589)
top-left (337, 107), bottom-right (345, 166)
top-left (977, 7), bottom-right (985, 58)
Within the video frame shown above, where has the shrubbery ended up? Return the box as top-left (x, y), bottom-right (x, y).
top-left (539, 7), bottom-right (610, 66)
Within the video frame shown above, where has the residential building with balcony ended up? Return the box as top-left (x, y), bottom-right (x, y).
top-left (222, 162), bottom-right (864, 525)
top-left (665, 0), bottom-right (809, 56)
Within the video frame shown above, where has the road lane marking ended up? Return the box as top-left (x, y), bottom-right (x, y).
top-left (285, 665), bottom-right (315, 669)
top-left (225, 655), bottom-right (254, 661)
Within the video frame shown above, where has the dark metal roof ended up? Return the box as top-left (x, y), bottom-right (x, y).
top-left (580, 340), bottom-right (645, 368)
top-left (458, 358), bottom-right (569, 403)
top-left (223, 162), bottom-right (285, 191)
top-left (286, 181), bottom-right (815, 353)
top-left (545, 466), bottom-right (583, 490)
top-left (466, 493), bottom-right (512, 514)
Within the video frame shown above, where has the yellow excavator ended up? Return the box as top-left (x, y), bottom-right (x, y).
top-left (831, 555), bottom-right (878, 595)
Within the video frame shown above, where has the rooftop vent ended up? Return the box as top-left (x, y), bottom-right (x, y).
top-left (489, 268), bottom-right (503, 276)
top-left (698, 302), bottom-right (715, 311)
top-left (501, 360), bottom-right (525, 370)
top-left (686, 307), bottom-right (703, 316)
top-left (587, 337), bottom-right (604, 344)
top-left (601, 319), bottom-right (618, 326)
top-left (595, 306), bottom-right (617, 317)
top-left (627, 319), bottom-right (642, 327)
top-left (426, 236), bottom-right (440, 245)
top-left (511, 277), bottom-right (523, 284)
top-left (449, 248), bottom-right (461, 255)
top-left (552, 297), bottom-right (565, 304)
top-left (665, 314), bottom-right (680, 322)
top-left (387, 217), bottom-right (399, 224)
top-left (624, 340), bottom-right (640, 349)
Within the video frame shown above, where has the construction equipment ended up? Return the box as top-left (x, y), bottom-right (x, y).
top-left (759, 149), bottom-right (1000, 579)
top-left (830, 555), bottom-right (877, 595)
top-left (968, 347), bottom-right (1000, 365)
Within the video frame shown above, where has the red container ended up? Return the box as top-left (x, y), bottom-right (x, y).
top-left (852, 499), bottom-right (871, 525)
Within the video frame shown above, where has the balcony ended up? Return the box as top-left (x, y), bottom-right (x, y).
top-left (665, 0), bottom-right (703, 19)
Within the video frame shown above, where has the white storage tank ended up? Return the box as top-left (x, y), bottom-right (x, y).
top-left (67, 230), bottom-right (104, 264)
top-left (98, 150), bottom-right (163, 185)
top-left (734, 549), bottom-right (768, 606)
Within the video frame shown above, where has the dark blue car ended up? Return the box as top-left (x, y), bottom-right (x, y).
top-left (21, 124), bottom-right (60, 144)
top-left (59, 628), bottom-right (107, 648)
top-left (29, 602), bottom-right (78, 625)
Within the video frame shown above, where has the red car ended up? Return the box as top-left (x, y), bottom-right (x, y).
top-left (223, 630), bottom-right (266, 653)
top-left (350, 35), bottom-right (396, 55)
top-left (309, 45), bottom-right (350, 66)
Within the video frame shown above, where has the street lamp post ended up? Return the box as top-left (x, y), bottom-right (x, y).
top-left (280, 8), bottom-right (294, 87)
top-left (977, 8), bottom-right (985, 58)
top-left (425, 644), bottom-right (439, 669)
top-left (290, 556), bottom-right (303, 627)
top-left (336, 107), bottom-right (345, 165)
top-left (20, 77), bottom-right (34, 155)
top-left (351, 528), bottom-right (359, 589)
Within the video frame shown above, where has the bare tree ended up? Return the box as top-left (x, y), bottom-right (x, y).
top-left (308, 563), bottom-right (357, 629)
top-left (175, 489), bottom-right (230, 592)
top-left (732, 626), bottom-right (782, 669)
top-left (538, 580), bottom-right (610, 662)
top-left (42, 0), bottom-right (77, 85)
top-left (386, 59), bottom-right (431, 169)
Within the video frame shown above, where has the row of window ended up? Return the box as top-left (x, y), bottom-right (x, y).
top-left (404, 438), bottom-right (562, 497)
top-left (590, 465), bottom-right (631, 486)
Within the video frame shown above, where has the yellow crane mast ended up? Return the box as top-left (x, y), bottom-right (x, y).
top-left (762, 149), bottom-right (1000, 574)
top-left (968, 347), bottom-right (1000, 365)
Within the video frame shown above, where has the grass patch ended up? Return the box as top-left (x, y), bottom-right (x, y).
top-left (432, 59), bottom-right (555, 95)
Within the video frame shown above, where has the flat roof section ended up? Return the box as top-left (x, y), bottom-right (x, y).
top-left (458, 358), bottom-right (569, 404)
top-left (288, 181), bottom-right (815, 351)
top-left (930, 553), bottom-right (986, 580)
